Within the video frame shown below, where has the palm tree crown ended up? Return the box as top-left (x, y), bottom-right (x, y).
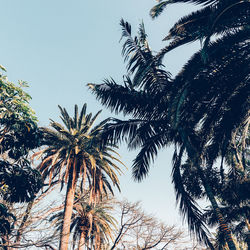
top-left (34, 104), bottom-right (122, 199)
top-left (33, 104), bottom-right (123, 250)
top-left (89, 14), bottom-right (249, 248)
top-left (50, 193), bottom-right (116, 250)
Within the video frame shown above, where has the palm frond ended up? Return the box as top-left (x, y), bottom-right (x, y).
top-left (171, 146), bottom-right (213, 248)
top-left (102, 118), bottom-right (145, 145)
top-left (132, 131), bottom-right (170, 181)
top-left (120, 18), bottom-right (147, 70)
top-left (58, 105), bottom-right (72, 130)
top-left (74, 104), bottom-right (79, 129)
top-left (150, 0), bottom-right (217, 19)
top-left (78, 103), bottom-right (87, 129)
top-left (88, 110), bottom-right (102, 130)
top-left (155, 3), bottom-right (249, 57)
top-left (202, 1), bottom-right (250, 51)
top-left (138, 21), bottom-right (147, 45)
top-left (88, 80), bottom-right (145, 117)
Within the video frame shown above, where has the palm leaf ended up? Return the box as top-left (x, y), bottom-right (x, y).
top-left (150, 0), bottom-right (217, 19)
top-left (132, 132), bottom-right (170, 181)
top-left (171, 146), bottom-right (213, 248)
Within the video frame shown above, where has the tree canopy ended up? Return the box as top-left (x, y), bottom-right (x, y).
top-left (88, 2), bottom-right (249, 246)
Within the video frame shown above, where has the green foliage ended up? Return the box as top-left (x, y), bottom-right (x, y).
top-left (0, 203), bottom-right (16, 248)
top-left (0, 70), bottom-right (36, 123)
top-left (0, 69), bottom-right (43, 202)
top-left (0, 68), bottom-right (43, 247)
top-left (89, 9), bottom-right (249, 247)
top-left (0, 68), bottom-right (42, 159)
top-left (0, 160), bottom-right (43, 203)
top-left (151, 0), bottom-right (250, 55)
top-left (89, 20), bottom-right (215, 247)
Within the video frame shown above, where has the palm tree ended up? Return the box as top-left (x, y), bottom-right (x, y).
top-left (89, 17), bottom-right (249, 248)
top-left (89, 20), bottom-right (214, 248)
top-left (72, 199), bottom-right (115, 250)
top-left (33, 104), bottom-right (122, 250)
top-left (150, 2), bottom-right (249, 248)
top-left (149, 0), bottom-right (249, 165)
top-left (50, 193), bottom-right (116, 250)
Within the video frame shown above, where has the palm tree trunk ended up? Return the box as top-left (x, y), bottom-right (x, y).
top-left (78, 231), bottom-right (85, 250)
top-left (59, 169), bottom-right (77, 250)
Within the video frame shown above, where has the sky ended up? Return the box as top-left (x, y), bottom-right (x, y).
top-left (0, 0), bottom-right (200, 227)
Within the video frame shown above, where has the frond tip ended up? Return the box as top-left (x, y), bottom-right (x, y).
top-left (150, 1), bottom-right (169, 19)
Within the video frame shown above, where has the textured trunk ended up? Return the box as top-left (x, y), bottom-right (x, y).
top-left (78, 231), bottom-right (85, 250)
top-left (59, 169), bottom-right (77, 250)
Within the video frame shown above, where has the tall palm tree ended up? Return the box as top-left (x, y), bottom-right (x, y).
top-left (89, 17), bottom-right (249, 248)
top-left (72, 199), bottom-right (115, 250)
top-left (33, 104), bottom-right (122, 250)
top-left (89, 19), bottom-right (213, 248)
top-left (150, 2), bottom-right (249, 248)
top-left (50, 194), bottom-right (116, 250)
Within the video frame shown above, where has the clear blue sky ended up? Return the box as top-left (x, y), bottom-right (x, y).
top-left (0, 0), bottom-right (200, 226)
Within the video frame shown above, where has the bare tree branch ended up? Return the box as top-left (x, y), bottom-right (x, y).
top-left (110, 200), bottom-right (185, 250)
